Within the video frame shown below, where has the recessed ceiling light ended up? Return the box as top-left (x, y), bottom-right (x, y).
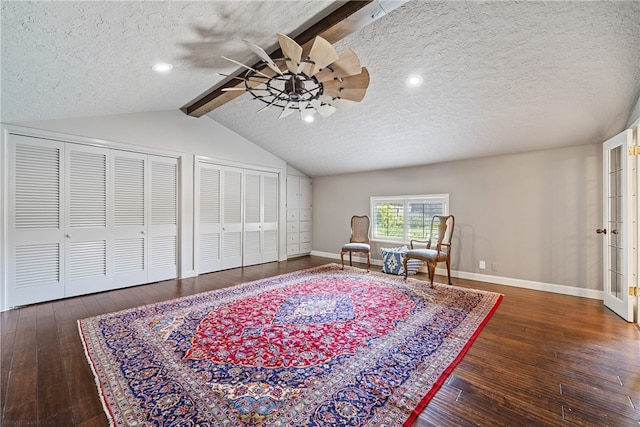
top-left (152, 63), bottom-right (173, 73)
top-left (301, 109), bottom-right (316, 123)
top-left (405, 74), bottom-right (423, 87)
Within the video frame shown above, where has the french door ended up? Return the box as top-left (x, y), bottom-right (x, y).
top-left (602, 128), bottom-right (637, 322)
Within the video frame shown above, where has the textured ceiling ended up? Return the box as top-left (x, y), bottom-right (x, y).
top-left (2, 1), bottom-right (640, 177)
top-left (1, 1), bottom-right (334, 121)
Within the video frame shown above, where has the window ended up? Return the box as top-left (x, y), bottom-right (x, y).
top-left (370, 194), bottom-right (449, 242)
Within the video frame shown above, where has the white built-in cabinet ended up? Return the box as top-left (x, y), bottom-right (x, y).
top-left (286, 175), bottom-right (312, 257)
top-left (6, 133), bottom-right (178, 308)
top-left (196, 160), bottom-right (278, 274)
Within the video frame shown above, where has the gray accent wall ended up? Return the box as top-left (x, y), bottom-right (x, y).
top-left (313, 143), bottom-right (602, 291)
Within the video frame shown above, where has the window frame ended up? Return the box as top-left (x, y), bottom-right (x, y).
top-left (370, 194), bottom-right (449, 243)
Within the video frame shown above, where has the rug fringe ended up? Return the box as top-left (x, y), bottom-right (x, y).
top-left (77, 320), bottom-right (116, 427)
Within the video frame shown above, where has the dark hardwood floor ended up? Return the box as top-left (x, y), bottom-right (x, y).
top-left (1, 256), bottom-right (639, 426)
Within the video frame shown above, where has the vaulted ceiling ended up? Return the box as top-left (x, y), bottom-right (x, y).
top-left (2, 1), bottom-right (639, 176)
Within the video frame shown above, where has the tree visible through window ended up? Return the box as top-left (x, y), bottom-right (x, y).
top-left (371, 195), bottom-right (448, 242)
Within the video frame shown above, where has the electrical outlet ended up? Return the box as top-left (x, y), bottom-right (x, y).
top-left (491, 263), bottom-right (498, 272)
top-left (479, 261), bottom-right (486, 269)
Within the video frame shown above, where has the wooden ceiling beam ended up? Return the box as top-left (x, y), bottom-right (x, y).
top-left (181, 0), bottom-right (397, 118)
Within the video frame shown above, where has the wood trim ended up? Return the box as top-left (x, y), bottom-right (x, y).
top-left (181, 1), bottom-right (389, 118)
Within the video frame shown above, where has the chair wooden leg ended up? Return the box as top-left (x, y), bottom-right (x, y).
top-left (428, 261), bottom-right (436, 288)
top-left (341, 252), bottom-right (345, 269)
top-left (349, 252), bottom-right (352, 266)
top-left (446, 261), bottom-right (452, 285)
top-left (366, 253), bottom-right (370, 272)
top-left (403, 257), bottom-right (409, 279)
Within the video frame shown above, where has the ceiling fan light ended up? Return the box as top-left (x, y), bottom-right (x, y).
top-left (301, 108), bottom-right (316, 123)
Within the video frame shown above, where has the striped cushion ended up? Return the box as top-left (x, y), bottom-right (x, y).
top-left (381, 246), bottom-right (422, 275)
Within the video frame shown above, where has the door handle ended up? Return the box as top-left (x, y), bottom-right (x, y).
top-left (611, 229), bottom-right (618, 235)
top-left (596, 229), bottom-right (607, 234)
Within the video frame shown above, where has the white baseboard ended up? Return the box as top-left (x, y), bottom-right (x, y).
top-left (310, 250), bottom-right (603, 300)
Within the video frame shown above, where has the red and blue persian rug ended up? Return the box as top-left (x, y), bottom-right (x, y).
top-left (79, 264), bottom-right (502, 426)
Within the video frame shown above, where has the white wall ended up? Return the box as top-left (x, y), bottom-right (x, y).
top-left (627, 92), bottom-right (640, 128)
top-left (9, 109), bottom-right (289, 279)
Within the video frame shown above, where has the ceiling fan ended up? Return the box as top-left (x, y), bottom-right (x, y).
top-left (220, 33), bottom-right (370, 121)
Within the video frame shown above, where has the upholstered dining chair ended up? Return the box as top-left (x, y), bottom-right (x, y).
top-left (340, 215), bottom-right (371, 271)
top-left (403, 215), bottom-right (455, 287)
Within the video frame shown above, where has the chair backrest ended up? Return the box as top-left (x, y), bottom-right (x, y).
top-left (350, 215), bottom-right (370, 244)
top-left (432, 215), bottom-right (455, 254)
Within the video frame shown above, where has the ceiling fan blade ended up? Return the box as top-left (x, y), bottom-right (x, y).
top-left (257, 99), bottom-right (277, 113)
top-left (222, 86), bottom-right (269, 93)
top-left (325, 67), bottom-right (370, 90)
top-left (317, 104), bottom-right (337, 118)
top-left (216, 72), bottom-right (268, 84)
top-left (305, 36), bottom-right (339, 76)
top-left (221, 56), bottom-right (271, 79)
top-left (279, 102), bottom-right (296, 119)
top-left (320, 96), bottom-right (355, 109)
top-left (277, 33), bottom-right (303, 74)
top-left (314, 49), bottom-right (362, 82)
top-left (243, 39), bottom-right (283, 76)
top-left (321, 67), bottom-right (369, 102)
top-left (322, 88), bottom-right (367, 103)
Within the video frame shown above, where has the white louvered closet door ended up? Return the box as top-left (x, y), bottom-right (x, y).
top-left (197, 163), bottom-right (222, 274)
top-left (243, 171), bottom-right (279, 266)
top-left (112, 151), bottom-right (148, 287)
top-left (7, 135), bottom-right (65, 307)
top-left (221, 168), bottom-right (243, 269)
top-left (262, 172), bottom-right (279, 263)
top-left (243, 171), bottom-right (262, 266)
top-left (65, 144), bottom-right (111, 297)
top-left (148, 156), bottom-right (178, 282)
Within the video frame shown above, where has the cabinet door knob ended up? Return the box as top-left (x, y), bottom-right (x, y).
top-left (66, 234), bottom-right (72, 238)
top-left (596, 229), bottom-right (607, 234)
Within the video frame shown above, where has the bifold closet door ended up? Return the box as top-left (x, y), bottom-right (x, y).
top-left (262, 173), bottom-right (279, 263)
top-left (148, 156), bottom-right (178, 282)
top-left (64, 144), bottom-right (111, 297)
top-left (112, 151), bottom-right (148, 287)
top-left (243, 171), bottom-right (262, 266)
top-left (197, 163), bottom-right (222, 274)
top-left (243, 171), bottom-right (278, 266)
top-left (6, 134), bottom-right (178, 306)
top-left (7, 135), bottom-right (65, 307)
top-left (196, 162), bottom-right (278, 273)
top-left (221, 168), bottom-right (243, 270)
